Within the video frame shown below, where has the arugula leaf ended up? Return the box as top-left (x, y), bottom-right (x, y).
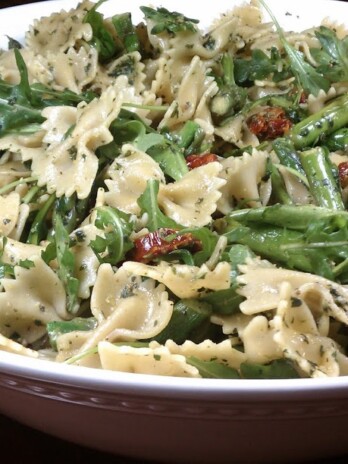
top-left (54, 194), bottom-right (90, 234)
top-left (234, 48), bottom-right (291, 85)
top-left (0, 100), bottom-right (44, 137)
top-left (149, 298), bottom-right (215, 345)
top-left (107, 109), bottom-right (189, 181)
top-left (311, 26), bottom-right (348, 82)
top-left (140, 6), bottom-right (199, 36)
top-left (91, 206), bottom-right (134, 264)
top-left (146, 143), bottom-right (189, 181)
top-left (48, 212), bottom-right (80, 314)
top-left (200, 244), bottom-right (252, 315)
top-left (159, 248), bottom-right (195, 265)
top-left (0, 259), bottom-right (35, 280)
top-left (112, 12), bottom-right (139, 53)
top-left (259, 0), bottom-right (330, 96)
top-left (187, 356), bottom-right (240, 379)
top-left (174, 227), bottom-right (219, 267)
top-left (135, 133), bottom-right (164, 152)
top-left (47, 317), bottom-right (97, 350)
top-left (226, 244), bottom-right (256, 280)
top-left (0, 50), bottom-right (44, 137)
top-left (172, 120), bottom-right (207, 156)
top-left (29, 84), bottom-right (96, 107)
top-left (97, 110), bottom-right (148, 161)
top-left (12, 49), bottom-right (38, 106)
top-left (100, 109), bottom-right (191, 181)
top-left (137, 179), bottom-right (180, 231)
top-left (27, 194), bottom-right (56, 245)
top-left (0, 237), bottom-right (35, 279)
top-left (0, 51), bottom-right (95, 139)
top-left (240, 359), bottom-right (300, 379)
top-left (218, 207), bottom-right (348, 283)
top-left (0, 79), bottom-right (95, 110)
top-left (84, 0), bottom-right (122, 62)
top-left (7, 36), bottom-right (22, 50)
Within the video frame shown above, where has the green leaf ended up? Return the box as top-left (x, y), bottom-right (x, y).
top-left (0, 52), bottom-right (95, 139)
top-left (147, 144), bottom-right (188, 181)
top-left (259, 0), bottom-right (330, 96)
top-left (312, 26), bottom-right (348, 82)
top-left (47, 317), bottom-right (97, 350)
top-left (149, 298), bottom-right (214, 345)
top-left (137, 179), bottom-right (180, 231)
top-left (91, 206), bottom-right (134, 264)
top-left (218, 207), bottom-right (348, 283)
top-left (140, 6), bottom-right (199, 36)
top-left (53, 213), bottom-right (80, 314)
top-left (227, 244), bottom-right (256, 280)
top-left (84, 0), bottom-right (121, 62)
top-left (135, 133), bottom-right (165, 152)
top-left (27, 194), bottom-right (56, 245)
top-left (234, 48), bottom-right (289, 85)
top-left (7, 36), bottom-right (22, 50)
top-left (175, 227), bottom-right (218, 267)
top-left (240, 359), bottom-right (300, 379)
top-left (2, 231), bottom-right (36, 281)
top-left (200, 244), bottom-right (252, 315)
top-left (174, 120), bottom-right (206, 156)
top-left (54, 194), bottom-right (90, 234)
top-left (112, 12), bottom-right (139, 53)
top-left (187, 356), bottom-right (240, 379)
top-left (12, 49), bottom-right (36, 106)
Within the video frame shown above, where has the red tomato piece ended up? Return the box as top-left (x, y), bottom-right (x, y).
top-left (132, 228), bottom-right (202, 263)
top-left (338, 161), bottom-right (348, 188)
top-left (186, 153), bottom-right (218, 170)
top-left (299, 91), bottom-right (308, 104)
top-left (246, 107), bottom-right (292, 141)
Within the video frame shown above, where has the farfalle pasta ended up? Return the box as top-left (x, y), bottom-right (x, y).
top-left (1, 0), bottom-right (348, 380)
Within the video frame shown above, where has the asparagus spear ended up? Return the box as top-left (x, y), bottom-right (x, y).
top-left (300, 146), bottom-right (345, 210)
top-left (217, 204), bottom-right (348, 231)
top-left (325, 128), bottom-right (348, 152)
top-left (210, 53), bottom-right (247, 124)
top-left (272, 137), bottom-right (306, 177)
top-left (269, 162), bottom-right (293, 205)
top-left (289, 94), bottom-right (348, 149)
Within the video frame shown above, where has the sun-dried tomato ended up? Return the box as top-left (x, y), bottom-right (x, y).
top-left (186, 153), bottom-right (218, 170)
top-left (132, 228), bottom-right (202, 263)
top-left (246, 107), bottom-right (292, 141)
top-left (299, 91), bottom-right (308, 104)
top-left (338, 161), bottom-right (348, 188)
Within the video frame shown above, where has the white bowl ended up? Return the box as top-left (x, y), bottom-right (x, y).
top-left (1, 1), bottom-right (348, 463)
top-left (2, 350), bottom-right (348, 463)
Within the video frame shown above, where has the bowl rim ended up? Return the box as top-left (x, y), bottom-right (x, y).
top-left (2, 350), bottom-right (348, 402)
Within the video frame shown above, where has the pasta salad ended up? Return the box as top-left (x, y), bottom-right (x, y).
top-left (1, 0), bottom-right (348, 379)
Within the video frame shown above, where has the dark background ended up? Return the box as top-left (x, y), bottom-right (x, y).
top-left (3, 0), bottom-right (43, 7)
top-left (1, 0), bottom-right (348, 463)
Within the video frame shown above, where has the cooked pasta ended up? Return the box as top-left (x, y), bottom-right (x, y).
top-left (1, 0), bottom-right (348, 379)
